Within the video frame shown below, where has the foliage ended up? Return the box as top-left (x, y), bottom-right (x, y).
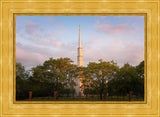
top-left (81, 60), bottom-right (119, 100)
top-left (30, 57), bottom-right (79, 97)
top-left (59, 88), bottom-right (75, 96)
top-left (16, 59), bottom-right (144, 101)
top-left (16, 63), bottom-right (30, 100)
top-left (108, 62), bottom-right (144, 98)
top-left (16, 62), bottom-right (29, 79)
top-left (136, 61), bottom-right (144, 78)
top-left (83, 88), bottom-right (98, 96)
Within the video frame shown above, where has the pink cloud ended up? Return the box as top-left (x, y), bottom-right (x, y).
top-left (55, 29), bottom-right (62, 34)
top-left (16, 33), bottom-right (20, 37)
top-left (25, 21), bottom-right (41, 37)
top-left (45, 30), bottom-right (54, 37)
top-left (95, 22), bottom-right (139, 35)
top-left (83, 39), bottom-right (144, 67)
top-left (90, 38), bottom-right (102, 43)
top-left (45, 17), bottom-right (62, 27)
top-left (107, 38), bottom-right (129, 47)
top-left (16, 45), bottom-right (47, 67)
top-left (16, 42), bottom-right (77, 69)
top-left (37, 39), bottom-right (62, 47)
top-left (96, 24), bottom-right (127, 35)
top-left (16, 32), bottom-right (62, 48)
top-left (128, 23), bottom-right (139, 33)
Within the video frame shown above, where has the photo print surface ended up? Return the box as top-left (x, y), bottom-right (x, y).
top-left (16, 16), bottom-right (144, 101)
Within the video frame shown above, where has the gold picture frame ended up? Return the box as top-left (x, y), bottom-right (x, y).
top-left (0, 0), bottom-right (160, 116)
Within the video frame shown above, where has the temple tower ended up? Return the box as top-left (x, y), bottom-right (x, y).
top-left (75, 25), bottom-right (83, 96)
top-left (77, 25), bottom-right (83, 67)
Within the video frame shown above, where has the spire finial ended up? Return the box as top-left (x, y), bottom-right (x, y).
top-left (79, 25), bottom-right (81, 30)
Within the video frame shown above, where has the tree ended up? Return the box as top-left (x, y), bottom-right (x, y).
top-left (82, 60), bottom-right (119, 100)
top-left (16, 62), bottom-right (29, 79)
top-left (31, 57), bottom-right (79, 97)
top-left (108, 62), bottom-right (144, 98)
top-left (135, 60), bottom-right (144, 97)
top-left (136, 61), bottom-right (144, 78)
top-left (16, 63), bottom-right (30, 100)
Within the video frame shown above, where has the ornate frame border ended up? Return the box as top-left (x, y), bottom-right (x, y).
top-left (0, 0), bottom-right (159, 116)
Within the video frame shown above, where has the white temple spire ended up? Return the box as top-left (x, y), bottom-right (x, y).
top-left (75, 25), bottom-right (83, 96)
top-left (77, 25), bottom-right (83, 67)
top-left (79, 25), bottom-right (81, 48)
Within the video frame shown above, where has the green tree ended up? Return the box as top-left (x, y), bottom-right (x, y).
top-left (82, 60), bottom-right (119, 100)
top-left (136, 61), bottom-right (144, 78)
top-left (16, 63), bottom-right (30, 100)
top-left (135, 60), bottom-right (144, 97)
top-left (108, 62), bottom-right (144, 98)
top-left (16, 62), bottom-right (29, 79)
top-left (31, 57), bottom-right (79, 96)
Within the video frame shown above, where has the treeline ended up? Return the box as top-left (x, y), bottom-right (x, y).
top-left (16, 58), bottom-right (79, 100)
top-left (16, 58), bottom-right (144, 100)
top-left (82, 60), bottom-right (144, 100)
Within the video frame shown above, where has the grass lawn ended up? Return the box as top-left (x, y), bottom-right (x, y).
top-left (20, 95), bottom-right (144, 101)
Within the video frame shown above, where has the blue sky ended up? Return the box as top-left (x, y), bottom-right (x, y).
top-left (16, 16), bottom-right (144, 70)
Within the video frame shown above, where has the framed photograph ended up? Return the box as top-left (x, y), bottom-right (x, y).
top-left (15, 15), bottom-right (146, 103)
top-left (0, 0), bottom-right (160, 116)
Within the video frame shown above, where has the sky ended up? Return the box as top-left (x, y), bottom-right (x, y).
top-left (16, 16), bottom-right (144, 70)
